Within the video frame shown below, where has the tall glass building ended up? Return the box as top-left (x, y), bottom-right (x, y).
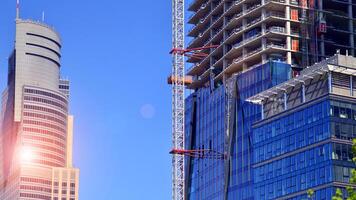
top-left (0, 11), bottom-right (79, 200)
top-left (247, 54), bottom-right (356, 199)
top-left (185, 61), bottom-right (291, 199)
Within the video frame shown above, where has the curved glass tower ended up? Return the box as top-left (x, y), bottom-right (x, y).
top-left (1, 17), bottom-right (79, 200)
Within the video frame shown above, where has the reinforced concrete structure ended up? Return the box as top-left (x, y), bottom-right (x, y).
top-left (187, 0), bottom-right (356, 89)
top-left (181, 0), bottom-right (356, 199)
top-left (0, 6), bottom-right (79, 200)
top-left (247, 54), bottom-right (356, 199)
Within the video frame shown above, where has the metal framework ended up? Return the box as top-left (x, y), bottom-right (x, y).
top-left (170, 149), bottom-right (226, 160)
top-left (171, 45), bottom-right (219, 60)
top-left (171, 0), bottom-right (185, 199)
top-left (171, 1), bottom-right (220, 199)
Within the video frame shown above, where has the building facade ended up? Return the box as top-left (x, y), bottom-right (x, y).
top-left (187, 0), bottom-right (356, 90)
top-left (247, 54), bottom-right (356, 199)
top-left (0, 16), bottom-right (79, 200)
top-left (184, 0), bottom-right (356, 199)
top-left (185, 61), bottom-right (291, 199)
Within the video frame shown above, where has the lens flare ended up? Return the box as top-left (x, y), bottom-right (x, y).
top-left (21, 147), bottom-right (34, 162)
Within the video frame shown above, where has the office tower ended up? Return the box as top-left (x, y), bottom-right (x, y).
top-left (184, 0), bottom-right (356, 199)
top-left (247, 54), bottom-right (356, 199)
top-left (185, 61), bottom-right (290, 199)
top-left (0, 9), bottom-right (79, 200)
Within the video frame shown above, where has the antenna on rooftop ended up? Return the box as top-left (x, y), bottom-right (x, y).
top-left (16, 0), bottom-right (20, 19)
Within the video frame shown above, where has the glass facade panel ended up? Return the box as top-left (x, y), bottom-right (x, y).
top-left (185, 62), bottom-right (291, 200)
top-left (253, 99), bottom-right (356, 199)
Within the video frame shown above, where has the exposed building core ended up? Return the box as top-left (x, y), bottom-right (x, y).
top-left (0, 13), bottom-right (79, 200)
top-left (186, 0), bottom-right (356, 89)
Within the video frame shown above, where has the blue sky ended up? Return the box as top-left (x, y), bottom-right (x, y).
top-left (0, 0), bottom-right (194, 199)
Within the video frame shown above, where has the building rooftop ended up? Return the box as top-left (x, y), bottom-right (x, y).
top-left (16, 19), bottom-right (61, 41)
top-left (246, 54), bottom-right (356, 104)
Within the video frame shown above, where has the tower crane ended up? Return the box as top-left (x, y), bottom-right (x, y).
top-left (169, 1), bottom-right (220, 200)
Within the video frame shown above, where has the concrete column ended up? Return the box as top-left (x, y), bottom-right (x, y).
top-left (262, 37), bottom-right (267, 49)
top-left (262, 22), bottom-right (267, 35)
top-left (243, 4), bottom-right (247, 14)
top-left (262, 54), bottom-right (268, 64)
top-left (209, 3), bottom-right (215, 91)
top-left (243, 62), bottom-right (248, 70)
top-left (328, 72), bottom-right (332, 93)
top-left (284, 92), bottom-right (288, 110)
top-left (285, 2), bottom-right (292, 64)
top-left (242, 18), bottom-right (247, 31)
top-left (243, 48), bottom-right (247, 58)
top-left (302, 84), bottom-right (306, 103)
top-left (261, 102), bottom-right (265, 120)
top-left (223, 6), bottom-right (228, 70)
top-left (348, 0), bottom-right (354, 55)
top-left (287, 40), bottom-right (292, 64)
top-left (319, 0), bottom-right (325, 58)
top-left (350, 75), bottom-right (353, 96)
top-left (262, 8), bottom-right (266, 20)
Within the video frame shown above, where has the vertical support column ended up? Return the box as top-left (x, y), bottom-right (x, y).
top-left (262, 54), bottom-right (268, 64)
top-left (261, 16), bottom-right (266, 34)
top-left (350, 75), bottom-right (353, 96)
top-left (262, 30), bottom-right (268, 63)
top-left (242, 47), bottom-right (248, 70)
top-left (262, 37), bottom-right (267, 49)
top-left (223, 3), bottom-right (228, 76)
top-left (302, 84), bottom-right (306, 103)
top-left (243, 3), bottom-right (247, 15)
top-left (285, 0), bottom-right (292, 64)
top-left (319, 0), bottom-right (325, 58)
top-left (261, 102), bottom-right (265, 120)
top-left (261, 22), bottom-right (267, 63)
top-left (209, 2), bottom-right (215, 91)
top-left (242, 3), bottom-right (247, 70)
top-left (284, 92), bottom-right (288, 110)
top-left (348, 0), bottom-right (354, 56)
top-left (328, 72), bottom-right (332, 93)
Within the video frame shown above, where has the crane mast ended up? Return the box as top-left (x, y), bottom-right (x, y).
top-left (171, 0), bottom-right (185, 200)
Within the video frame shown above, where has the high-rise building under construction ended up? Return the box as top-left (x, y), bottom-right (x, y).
top-left (182, 0), bottom-right (356, 199)
top-left (0, 5), bottom-right (79, 200)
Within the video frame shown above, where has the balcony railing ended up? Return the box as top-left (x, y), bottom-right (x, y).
top-left (245, 32), bottom-right (262, 43)
top-left (267, 26), bottom-right (286, 33)
top-left (188, 0), bottom-right (224, 35)
top-left (267, 43), bottom-right (287, 49)
top-left (245, 3), bottom-right (261, 14)
top-left (266, 11), bottom-right (286, 18)
top-left (265, 0), bottom-right (286, 4)
top-left (246, 47), bottom-right (263, 57)
top-left (188, 2), bottom-right (209, 22)
top-left (233, 56), bottom-right (243, 63)
top-left (228, 26), bottom-right (243, 37)
top-left (246, 17), bottom-right (262, 28)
